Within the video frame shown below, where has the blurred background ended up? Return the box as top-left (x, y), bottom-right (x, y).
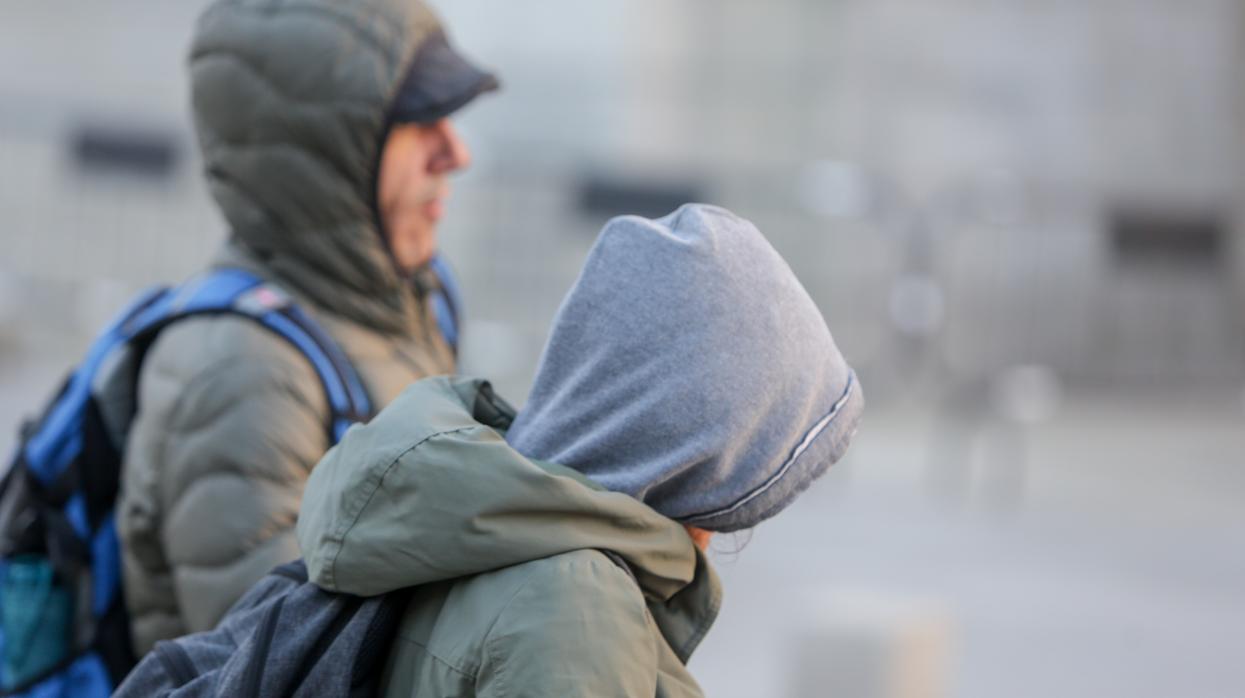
top-left (2, 1), bottom-right (1243, 696)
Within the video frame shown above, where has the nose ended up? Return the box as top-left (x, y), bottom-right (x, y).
top-left (429, 119), bottom-right (471, 174)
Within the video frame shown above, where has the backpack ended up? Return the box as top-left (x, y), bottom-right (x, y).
top-left (0, 260), bottom-right (461, 697)
top-left (113, 559), bottom-right (408, 698)
top-left (114, 554), bottom-right (636, 698)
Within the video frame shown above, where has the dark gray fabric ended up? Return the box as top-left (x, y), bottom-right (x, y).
top-left (389, 29), bottom-right (499, 124)
top-left (505, 204), bottom-right (864, 532)
top-left (114, 561), bottom-right (405, 698)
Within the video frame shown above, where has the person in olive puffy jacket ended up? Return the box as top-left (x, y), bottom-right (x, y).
top-left (115, 0), bottom-right (498, 655)
top-left (297, 204), bottom-right (864, 696)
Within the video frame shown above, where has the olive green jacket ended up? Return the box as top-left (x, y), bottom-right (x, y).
top-left (116, 0), bottom-right (455, 654)
top-left (297, 377), bottom-right (722, 697)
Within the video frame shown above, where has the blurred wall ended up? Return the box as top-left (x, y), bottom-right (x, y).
top-left (1, 0), bottom-right (1241, 402)
top-left (2, 3), bottom-right (1244, 697)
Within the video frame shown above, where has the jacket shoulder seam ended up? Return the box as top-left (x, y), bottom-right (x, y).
top-left (479, 552), bottom-right (646, 696)
top-left (390, 635), bottom-right (477, 680)
top-left (482, 550), bottom-right (640, 637)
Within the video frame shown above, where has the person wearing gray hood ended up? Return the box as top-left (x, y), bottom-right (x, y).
top-left (297, 203), bottom-right (863, 696)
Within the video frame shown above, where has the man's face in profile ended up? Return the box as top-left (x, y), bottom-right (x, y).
top-left (378, 119), bottom-right (472, 273)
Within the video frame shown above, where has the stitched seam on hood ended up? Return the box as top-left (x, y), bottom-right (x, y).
top-left (324, 425), bottom-right (477, 589)
top-left (681, 371), bottom-right (857, 524)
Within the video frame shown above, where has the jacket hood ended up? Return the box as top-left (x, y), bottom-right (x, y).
top-left (506, 204), bottom-right (863, 532)
top-left (296, 376), bottom-right (721, 653)
top-left (188, 0), bottom-right (445, 335)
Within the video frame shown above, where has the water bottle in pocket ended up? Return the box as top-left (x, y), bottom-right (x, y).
top-left (1, 555), bottom-right (73, 690)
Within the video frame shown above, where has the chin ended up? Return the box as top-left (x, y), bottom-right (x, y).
top-left (391, 227), bottom-right (436, 273)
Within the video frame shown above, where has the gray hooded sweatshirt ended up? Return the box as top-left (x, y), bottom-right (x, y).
top-left (507, 204), bottom-right (863, 531)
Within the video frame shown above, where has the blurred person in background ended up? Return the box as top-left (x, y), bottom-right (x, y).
top-left (116, 0), bottom-right (497, 655)
top-left (296, 204), bottom-right (864, 696)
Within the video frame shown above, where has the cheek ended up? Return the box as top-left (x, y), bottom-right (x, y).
top-left (379, 160), bottom-right (406, 213)
top-left (381, 165), bottom-right (431, 217)
top-left (379, 134), bottom-right (418, 209)
top-left (386, 211), bottom-right (434, 269)
top-left (388, 208), bottom-right (423, 247)
top-left (379, 159), bottom-right (419, 242)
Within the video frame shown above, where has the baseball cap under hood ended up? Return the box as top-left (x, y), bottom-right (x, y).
top-left (388, 27), bottom-right (499, 124)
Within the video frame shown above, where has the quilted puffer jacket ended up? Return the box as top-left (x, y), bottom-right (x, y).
top-left (115, 0), bottom-right (457, 655)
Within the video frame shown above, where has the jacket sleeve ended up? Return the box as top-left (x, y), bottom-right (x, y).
top-left (119, 315), bottom-right (331, 645)
top-left (476, 550), bottom-right (659, 698)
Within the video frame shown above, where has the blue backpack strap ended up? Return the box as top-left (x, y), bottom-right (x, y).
top-left (427, 254), bottom-right (462, 354)
top-left (233, 285), bottom-right (373, 442)
top-left (21, 270), bottom-right (370, 488)
top-left (2, 272), bottom-right (370, 697)
top-left (21, 286), bottom-right (169, 486)
top-left (123, 269), bottom-right (372, 443)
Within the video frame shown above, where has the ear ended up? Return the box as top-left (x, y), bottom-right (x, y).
top-left (684, 525), bottom-right (712, 551)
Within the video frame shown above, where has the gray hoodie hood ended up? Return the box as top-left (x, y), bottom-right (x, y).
top-left (506, 204), bottom-right (863, 531)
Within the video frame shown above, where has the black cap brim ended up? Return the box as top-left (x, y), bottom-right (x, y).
top-left (389, 29), bottom-right (500, 124)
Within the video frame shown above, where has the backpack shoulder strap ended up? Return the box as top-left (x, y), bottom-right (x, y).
top-left (124, 269), bottom-right (372, 443)
top-left (19, 286), bottom-right (169, 486)
top-left (19, 270), bottom-right (372, 489)
top-left (427, 254), bottom-right (462, 354)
